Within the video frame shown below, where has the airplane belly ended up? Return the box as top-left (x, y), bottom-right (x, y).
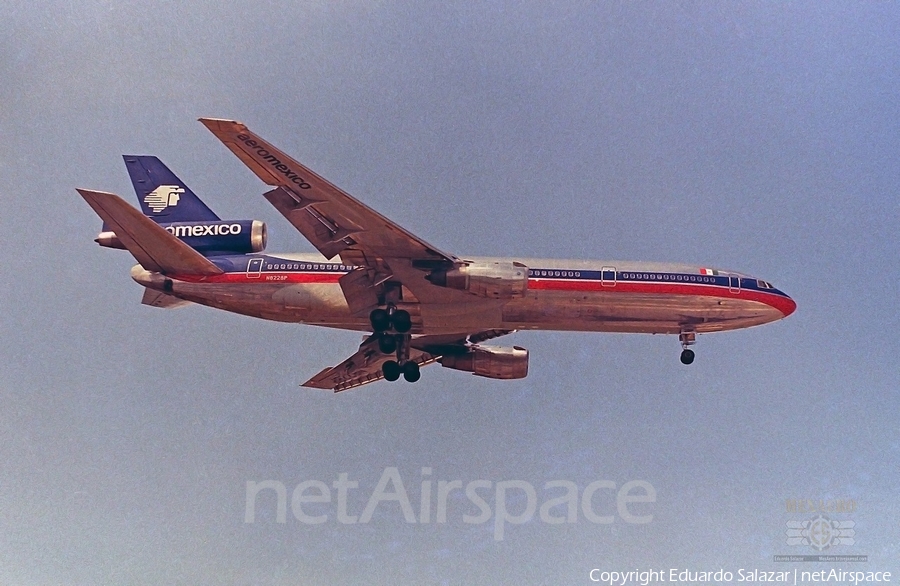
top-left (159, 279), bottom-right (368, 328)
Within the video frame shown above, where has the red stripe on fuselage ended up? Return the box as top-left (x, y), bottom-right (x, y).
top-left (172, 271), bottom-right (343, 284)
top-left (169, 272), bottom-right (796, 317)
top-left (529, 278), bottom-right (796, 317)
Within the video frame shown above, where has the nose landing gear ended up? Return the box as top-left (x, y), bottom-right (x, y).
top-left (679, 331), bottom-right (696, 365)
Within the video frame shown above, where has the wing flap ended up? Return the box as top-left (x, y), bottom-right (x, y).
top-left (263, 186), bottom-right (356, 259)
top-left (409, 329), bottom-right (515, 351)
top-left (77, 189), bottom-right (223, 276)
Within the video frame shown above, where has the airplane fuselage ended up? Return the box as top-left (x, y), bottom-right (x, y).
top-left (132, 252), bottom-right (795, 336)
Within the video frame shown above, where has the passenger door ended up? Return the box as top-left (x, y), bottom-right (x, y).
top-left (247, 258), bottom-right (264, 279)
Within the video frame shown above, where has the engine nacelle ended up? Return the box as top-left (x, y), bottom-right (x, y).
top-left (426, 261), bottom-right (528, 299)
top-left (97, 220), bottom-right (267, 254)
top-left (439, 345), bottom-right (529, 379)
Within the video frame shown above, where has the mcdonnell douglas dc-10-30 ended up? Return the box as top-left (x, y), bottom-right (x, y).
top-left (78, 118), bottom-right (796, 391)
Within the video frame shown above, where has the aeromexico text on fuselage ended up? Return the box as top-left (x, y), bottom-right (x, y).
top-left (166, 222), bottom-right (243, 237)
top-left (102, 219), bottom-right (267, 255)
top-left (183, 254), bottom-right (792, 297)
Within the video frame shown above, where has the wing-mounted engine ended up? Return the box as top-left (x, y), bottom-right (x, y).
top-left (426, 261), bottom-right (528, 299)
top-left (97, 220), bottom-right (267, 254)
top-left (439, 345), bottom-right (529, 379)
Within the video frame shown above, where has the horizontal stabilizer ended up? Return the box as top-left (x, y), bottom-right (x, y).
top-left (141, 289), bottom-right (193, 309)
top-left (77, 189), bottom-right (224, 276)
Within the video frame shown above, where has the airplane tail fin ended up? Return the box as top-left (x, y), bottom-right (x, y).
top-left (77, 188), bottom-right (223, 276)
top-left (123, 155), bottom-right (220, 222)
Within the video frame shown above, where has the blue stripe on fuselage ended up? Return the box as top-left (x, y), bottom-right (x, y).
top-left (202, 255), bottom-right (791, 299)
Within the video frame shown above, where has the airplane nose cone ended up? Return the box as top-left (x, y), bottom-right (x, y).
top-left (779, 293), bottom-right (797, 318)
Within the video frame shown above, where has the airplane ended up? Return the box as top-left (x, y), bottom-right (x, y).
top-left (77, 118), bottom-right (796, 392)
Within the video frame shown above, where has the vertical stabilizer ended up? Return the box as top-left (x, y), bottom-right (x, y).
top-left (123, 155), bottom-right (220, 222)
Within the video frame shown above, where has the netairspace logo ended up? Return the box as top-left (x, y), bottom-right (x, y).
top-left (245, 467), bottom-right (655, 541)
top-left (144, 185), bottom-right (184, 212)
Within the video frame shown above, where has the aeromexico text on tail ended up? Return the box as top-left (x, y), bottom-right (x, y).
top-left (77, 119), bottom-right (796, 392)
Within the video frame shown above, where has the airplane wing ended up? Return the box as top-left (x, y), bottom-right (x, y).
top-left (199, 118), bottom-right (492, 318)
top-left (303, 329), bottom-right (515, 392)
top-left (302, 335), bottom-right (440, 392)
top-left (198, 118), bottom-right (456, 262)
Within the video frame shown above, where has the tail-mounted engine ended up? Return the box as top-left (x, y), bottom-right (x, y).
top-left (426, 261), bottom-right (528, 299)
top-left (439, 345), bottom-right (529, 379)
top-left (97, 220), bottom-right (267, 254)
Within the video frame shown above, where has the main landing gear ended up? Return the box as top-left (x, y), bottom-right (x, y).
top-left (369, 307), bottom-right (411, 334)
top-left (370, 305), bottom-right (420, 383)
top-left (679, 331), bottom-right (696, 365)
top-left (382, 359), bottom-right (420, 383)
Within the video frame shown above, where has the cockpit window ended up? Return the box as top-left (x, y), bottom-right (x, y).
top-left (757, 280), bottom-right (773, 289)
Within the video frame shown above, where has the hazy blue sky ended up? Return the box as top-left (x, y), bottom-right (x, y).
top-left (1, 2), bottom-right (898, 584)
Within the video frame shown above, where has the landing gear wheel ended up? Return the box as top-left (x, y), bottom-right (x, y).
top-left (402, 361), bottom-right (420, 383)
top-left (377, 334), bottom-right (397, 355)
top-left (370, 308), bottom-right (391, 333)
top-left (680, 349), bottom-right (695, 365)
top-left (392, 310), bottom-right (412, 334)
top-left (382, 360), bottom-right (401, 381)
